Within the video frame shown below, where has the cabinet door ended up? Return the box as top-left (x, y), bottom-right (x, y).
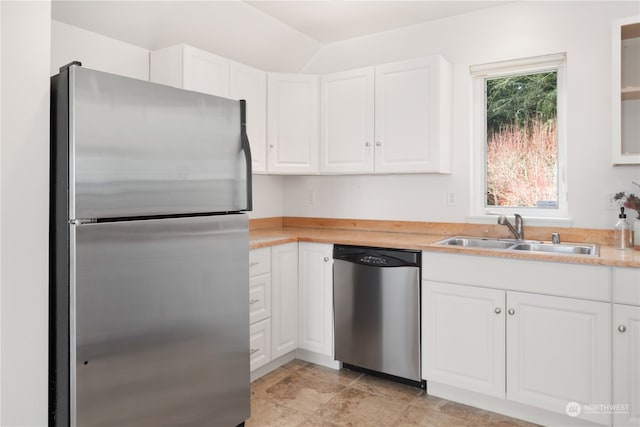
top-left (182, 45), bottom-right (229, 98)
top-left (230, 61), bottom-right (267, 173)
top-left (267, 73), bottom-right (319, 174)
top-left (271, 243), bottom-right (299, 359)
top-left (614, 304), bottom-right (640, 427)
top-left (320, 67), bottom-right (374, 173)
top-left (374, 56), bottom-right (451, 173)
top-left (422, 281), bottom-right (505, 398)
top-left (298, 243), bottom-right (333, 356)
top-left (506, 292), bottom-right (611, 425)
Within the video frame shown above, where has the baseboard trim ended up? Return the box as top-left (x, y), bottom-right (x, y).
top-left (427, 382), bottom-right (610, 427)
top-left (295, 349), bottom-right (340, 370)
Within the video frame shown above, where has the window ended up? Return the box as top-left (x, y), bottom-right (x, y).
top-left (470, 53), bottom-right (568, 223)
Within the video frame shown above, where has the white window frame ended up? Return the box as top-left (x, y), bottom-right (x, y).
top-left (468, 53), bottom-right (570, 226)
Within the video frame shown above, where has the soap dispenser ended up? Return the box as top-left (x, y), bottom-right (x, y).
top-left (614, 207), bottom-right (631, 250)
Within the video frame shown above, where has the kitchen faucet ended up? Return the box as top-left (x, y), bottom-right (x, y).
top-left (498, 214), bottom-right (524, 240)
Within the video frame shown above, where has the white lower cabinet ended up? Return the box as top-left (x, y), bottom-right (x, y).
top-left (423, 282), bottom-right (505, 398)
top-left (298, 242), bottom-right (334, 356)
top-left (249, 273), bottom-right (271, 325)
top-left (613, 303), bottom-right (640, 426)
top-left (249, 247), bottom-right (272, 373)
top-left (249, 243), bottom-right (299, 375)
top-left (271, 242), bottom-right (299, 359)
top-left (506, 292), bottom-right (611, 426)
top-left (249, 318), bottom-right (271, 372)
top-left (422, 252), bottom-right (612, 426)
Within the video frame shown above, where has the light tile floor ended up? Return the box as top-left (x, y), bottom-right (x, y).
top-left (247, 360), bottom-right (539, 427)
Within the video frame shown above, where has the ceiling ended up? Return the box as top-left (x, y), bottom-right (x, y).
top-left (52, 1), bottom-right (508, 47)
top-left (244, 1), bottom-right (507, 44)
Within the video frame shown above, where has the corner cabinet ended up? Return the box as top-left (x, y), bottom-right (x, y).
top-left (319, 56), bottom-right (452, 174)
top-left (612, 17), bottom-right (640, 164)
top-left (297, 242), bottom-right (334, 356)
top-left (267, 73), bottom-right (319, 174)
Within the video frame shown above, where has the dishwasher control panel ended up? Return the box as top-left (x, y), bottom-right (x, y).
top-left (359, 255), bottom-right (388, 265)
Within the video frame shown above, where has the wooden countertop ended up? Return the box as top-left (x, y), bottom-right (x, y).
top-left (250, 227), bottom-right (640, 268)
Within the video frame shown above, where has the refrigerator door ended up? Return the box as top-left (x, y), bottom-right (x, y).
top-left (70, 214), bottom-right (250, 426)
top-left (67, 65), bottom-right (249, 219)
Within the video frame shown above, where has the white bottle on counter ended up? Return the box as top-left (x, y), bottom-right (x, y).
top-left (614, 207), bottom-right (632, 250)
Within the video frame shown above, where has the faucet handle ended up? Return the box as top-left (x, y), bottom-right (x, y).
top-left (551, 233), bottom-right (560, 244)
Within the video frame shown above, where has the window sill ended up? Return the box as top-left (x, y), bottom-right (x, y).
top-left (467, 215), bottom-right (574, 228)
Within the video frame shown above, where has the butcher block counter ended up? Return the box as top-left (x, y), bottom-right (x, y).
top-left (249, 217), bottom-right (640, 268)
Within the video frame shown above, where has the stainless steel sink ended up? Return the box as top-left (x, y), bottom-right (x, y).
top-left (511, 242), bottom-right (600, 256)
top-left (436, 236), bottom-right (517, 249)
top-left (435, 236), bottom-right (600, 257)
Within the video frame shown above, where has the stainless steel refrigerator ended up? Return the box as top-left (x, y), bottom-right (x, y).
top-left (49, 63), bottom-right (252, 427)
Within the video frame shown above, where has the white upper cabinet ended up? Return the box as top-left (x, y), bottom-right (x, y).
top-left (150, 44), bottom-right (229, 97)
top-left (320, 67), bottom-right (375, 173)
top-left (151, 45), bottom-right (269, 174)
top-left (267, 73), bottom-right (319, 174)
top-left (320, 56), bottom-right (452, 174)
top-left (374, 56), bottom-right (452, 173)
top-left (230, 61), bottom-right (267, 173)
top-left (612, 17), bottom-right (640, 164)
top-left (151, 45), bottom-right (451, 175)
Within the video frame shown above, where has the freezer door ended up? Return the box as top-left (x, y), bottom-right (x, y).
top-left (67, 66), bottom-right (249, 219)
top-left (70, 214), bottom-right (249, 426)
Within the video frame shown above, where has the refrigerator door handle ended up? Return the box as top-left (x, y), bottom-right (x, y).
top-left (240, 100), bottom-right (253, 212)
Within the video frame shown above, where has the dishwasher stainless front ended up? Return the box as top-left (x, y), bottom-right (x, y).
top-left (333, 245), bottom-right (421, 384)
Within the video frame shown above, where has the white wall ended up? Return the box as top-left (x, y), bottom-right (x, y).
top-left (0, 1), bottom-right (51, 425)
top-left (290, 1), bottom-right (640, 229)
top-left (52, 1), bottom-right (321, 73)
top-left (251, 175), bottom-right (285, 219)
top-left (51, 20), bottom-right (149, 79)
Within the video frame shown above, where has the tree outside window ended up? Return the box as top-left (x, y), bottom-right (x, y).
top-left (485, 71), bottom-right (558, 208)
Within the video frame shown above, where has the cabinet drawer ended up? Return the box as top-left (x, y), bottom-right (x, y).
top-left (249, 318), bottom-right (271, 372)
top-left (249, 274), bottom-right (271, 324)
top-left (614, 267), bottom-right (640, 306)
top-left (249, 247), bottom-right (270, 277)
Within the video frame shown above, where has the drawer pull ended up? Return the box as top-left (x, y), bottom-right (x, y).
top-left (618, 325), bottom-right (627, 333)
top-left (250, 348), bottom-right (259, 355)
top-left (249, 261), bottom-right (260, 267)
top-left (249, 298), bottom-right (260, 305)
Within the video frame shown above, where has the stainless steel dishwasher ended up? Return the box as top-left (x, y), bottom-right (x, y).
top-left (333, 245), bottom-right (422, 385)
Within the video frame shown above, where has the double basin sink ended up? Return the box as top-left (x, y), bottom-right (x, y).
top-left (436, 236), bottom-right (600, 256)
